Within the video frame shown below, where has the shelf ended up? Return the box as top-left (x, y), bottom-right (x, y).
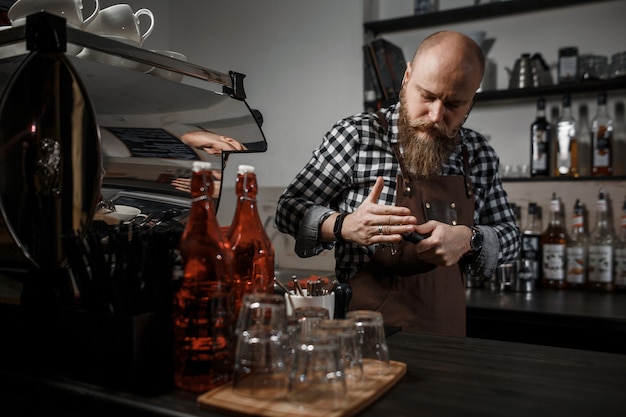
top-left (502, 175), bottom-right (626, 183)
top-left (365, 77), bottom-right (626, 109)
top-left (476, 77), bottom-right (626, 102)
top-left (363, 0), bottom-right (620, 36)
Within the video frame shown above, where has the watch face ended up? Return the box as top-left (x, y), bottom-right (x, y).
top-left (471, 227), bottom-right (483, 251)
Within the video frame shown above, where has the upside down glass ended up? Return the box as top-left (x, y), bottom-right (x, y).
top-left (287, 330), bottom-right (347, 410)
top-left (318, 318), bottom-right (364, 389)
top-left (232, 294), bottom-right (289, 399)
top-left (347, 310), bottom-right (390, 376)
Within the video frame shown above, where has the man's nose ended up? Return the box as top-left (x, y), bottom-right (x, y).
top-left (428, 101), bottom-right (444, 123)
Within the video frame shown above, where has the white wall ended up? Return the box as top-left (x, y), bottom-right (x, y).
top-left (166, 0), bottom-right (364, 189)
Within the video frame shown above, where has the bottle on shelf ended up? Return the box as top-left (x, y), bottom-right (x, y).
top-left (228, 164), bottom-right (275, 315)
top-left (549, 104), bottom-right (560, 176)
top-left (577, 104), bottom-right (592, 177)
top-left (591, 92), bottom-right (614, 176)
top-left (565, 199), bottom-right (588, 289)
top-left (613, 197), bottom-right (626, 291)
top-left (174, 161), bottom-right (236, 392)
top-left (530, 97), bottom-right (552, 177)
top-left (520, 202), bottom-right (543, 289)
top-left (612, 102), bottom-right (626, 176)
top-left (540, 193), bottom-right (568, 289)
top-left (556, 94), bottom-right (578, 177)
top-left (587, 188), bottom-right (614, 291)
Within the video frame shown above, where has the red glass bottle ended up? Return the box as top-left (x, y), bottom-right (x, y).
top-left (173, 161), bottom-right (235, 392)
top-left (228, 165), bottom-right (275, 315)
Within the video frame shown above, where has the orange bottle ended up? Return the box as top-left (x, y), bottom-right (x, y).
top-left (228, 165), bottom-right (275, 315)
top-left (173, 161), bottom-right (235, 392)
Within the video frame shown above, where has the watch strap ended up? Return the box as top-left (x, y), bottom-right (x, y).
top-left (333, 212), bottom-right (349, 242)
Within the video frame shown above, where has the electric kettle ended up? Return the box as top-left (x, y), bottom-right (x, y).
top-left (507, 53), bottom-right (553, 89)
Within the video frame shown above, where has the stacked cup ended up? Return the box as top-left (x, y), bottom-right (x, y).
top-left (232, 294), bottom-right (290, 400)
top-left (232, 292), bottom-right (390, 411)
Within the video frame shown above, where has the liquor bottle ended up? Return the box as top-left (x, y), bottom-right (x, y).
top-left (550, 105), bottom-right (560, 176)
top-left (612, 102), bottom-right (626, 176)
top-left (556, 95), bottom-right (578, 177)
top-left (173, 161), bottom-right (236, 392)
top-left (530, 98), bottom-right (552, 177)
top-left (228, 165), bottom-right (275, 315)
top-left (520, 202), bottom-right (543, 288)
top-left (565, 199), bottom-right (588, 289)
top-left (591, 92), bottom-right (614, 176)
top-left (614, 197), bottom-right (626, 291)
top-left (540, 193), bottom-right (568, 289)
top-left (577, 104), bottom-right (592, 177)
top-left (587, 189), bottom-right (614, 291)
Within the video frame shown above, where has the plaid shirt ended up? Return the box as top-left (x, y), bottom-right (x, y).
top-left (276, 103), bottom-right (520, 281)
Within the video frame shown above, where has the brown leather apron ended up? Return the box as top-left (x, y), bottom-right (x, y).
top-left (347, 116), bottom-right (475, 336)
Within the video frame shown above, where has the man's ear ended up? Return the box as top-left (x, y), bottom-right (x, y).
top-left (402, 61), bottom-right (412, 86)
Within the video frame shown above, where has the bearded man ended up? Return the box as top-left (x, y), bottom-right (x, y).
top-left (275, 31), bottom-right (520, 336)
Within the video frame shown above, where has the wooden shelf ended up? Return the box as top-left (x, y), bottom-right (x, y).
top-left (476, 77), bottom-right (626, 103)
top-left (363, 0), bottom-right (621, 36)
top-left (502, 175), bottom-right (626, 183)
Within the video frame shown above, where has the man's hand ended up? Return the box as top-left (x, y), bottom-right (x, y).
top-left (339, 177), bottom-right (417, 245)
top-left (412, 222), bottom-right (473, 267)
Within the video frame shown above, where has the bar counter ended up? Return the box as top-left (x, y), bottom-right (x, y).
top-left (466, 288), bottom-right (626, 353)
top-left (2, 331), bottom-right (625, 417)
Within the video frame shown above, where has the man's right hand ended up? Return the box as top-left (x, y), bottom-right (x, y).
top-left (324, 177), bottom-right (417, 245)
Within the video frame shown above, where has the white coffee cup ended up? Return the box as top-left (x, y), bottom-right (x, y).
top-left (84, 4), bottom-right (154, 46)
top-left (8, 0), bottom-right (99, 29)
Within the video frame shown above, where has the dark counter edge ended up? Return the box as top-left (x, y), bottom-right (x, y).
top-left (466, 289), bottom-right (626, 354)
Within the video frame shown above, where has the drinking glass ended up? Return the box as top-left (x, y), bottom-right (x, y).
top-left (287, 330), bottom-right (347, 410)
top-left (293, 306), bottom-right (329, 332)
top-left (347, 310), bottom-right (390, 376)
top-left (318, 318), bottom-right (364, 389)
top-left (232, 294), bottom-right (289, 399)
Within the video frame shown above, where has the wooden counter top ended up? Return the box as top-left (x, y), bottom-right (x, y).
top-left (2, 331), bottom-right (625, 417)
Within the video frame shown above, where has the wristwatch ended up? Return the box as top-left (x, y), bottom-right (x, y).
top-left (469, 226), bottom-right (483, 254)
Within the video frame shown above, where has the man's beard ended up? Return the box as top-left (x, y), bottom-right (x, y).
top-left (397, 90), bottom-right (461, 179)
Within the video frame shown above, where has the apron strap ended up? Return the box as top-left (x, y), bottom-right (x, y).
top-left (461, 144), bottom-right (473, 198)
top-left (374, 111), bottom-right (413, 196)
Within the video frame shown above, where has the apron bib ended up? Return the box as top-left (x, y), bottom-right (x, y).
top-left (348, 116), bottom-right (475, 336)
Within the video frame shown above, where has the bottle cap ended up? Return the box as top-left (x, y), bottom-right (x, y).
top-left (573, 199), bottom-right (583, 215)
top-left (562, 94), bottom-right (571, 107)
top-left (192, 161), bottom-right (212, 172)
top-left (238, 164), bottom-right (255, 174)
top-left (549, 193), bottom-right (560, 212)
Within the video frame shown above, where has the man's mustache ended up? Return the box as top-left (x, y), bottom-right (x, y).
top-left (407, 119), bottom-right (457, 139)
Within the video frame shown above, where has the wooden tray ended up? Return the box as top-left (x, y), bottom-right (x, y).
top-left (197, 360), bottom-right (407, 417)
